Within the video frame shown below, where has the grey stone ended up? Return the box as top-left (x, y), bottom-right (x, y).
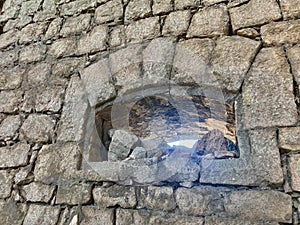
top-left (227, 0), bottom-right (249, 8)
top-left (205, 216), bottom-right (279, 225)
top-left (60, 0), bottom-right (97, 16)
top-left (202, 0), bottom-right (228, 6)
top-left (211, 36), bottom-right (261, 91)
top-left (0, 170), bottom-right (13, 199)
top-left (261, 20), bottom-right (300, 46)
top-left (242, 47), bottom-right (298, 128)
top-left (187, 5), bottom-right (229, 38)
top-left (52, 58), bottom-right (82, 78)
top-left (125, 0), bottom-right (151, 21)
top-left (34, 143), bottom-right (81, 184)
top-left (21, 182), bottom-right (55, 203)
top-left (23, 204), bottom-right (60, 225)
top-left (224, 190), bottom-right (292, 223)
top-left (0, 5), bottom-right (19, 23)
top-left (19, 0), bottom-right (42, 15)
top-left (229, 0), bottom-right (281, 32)
top-left (57, 76), bottom-right (90, 142)
top-left (15, 16), bottom-right (33, 29)
top-left (162, 11), bottom-right (191, 36)
top-left (25, 62), bottom-right (51, 87)
top-left (95, 0), bottom-right (123, 24)
top-left (48, 38), bottom-right (77, 58)
top-left (56, 183), bottom-right (91, 205)
top-left (108, 130), bottom-right (140, 161)
top-left (0, 50), bottom-right (18, 67)
top-left (0, 29), bottom-right (18, 49)
top-left (279, 127), bottom-right (300, 151)
top-left (33, 0), bottom-right (56, 22)
top-left (93, 185), bottom-right (136, 208)
top-left (81, 58), bottom-right (116, 107)
top-left (0, 66), bottom-right (24, 90)
top-left (153, 0), bottom-right (172, 15)
top-left (138, 186), bottom-right (176, 211)
top-left (109, 25), bottom-right (125, 47)
top-left (19, 22), bottom-right (47, 44)
top-left (280, 0), bottom-right (300, 20)
top-left (60, 14), bottom-right (91, 37)
top-left (0, 143), bottom-right (30, 168)
top-left (19, 43), bottom-right (46, 63)
top-left (77, 25), bottom-right (108, 55)
top-left (0, 200), bottom-right (27, 225)
top-left (125, 17), bottom-right (160, 44)
top-left (0, 115), bottom-right (21, 140)
top-left (237, 28), bottom-right (260, 39)
top-left (288, 45), bottom-right (300, 85)
top-left (174, 0), bottom-right (200, 9)
top-left (14, 166), bottom-right (34, 185)
top-left (289, 154), bottom-right (300, 192)
top-left (20, 114), bottom-right (55, 143)
top-left (81, 207), bottom-right (114, 225)
top-left (0, 90), bottom-right (22, 113)
top-left (130, 147), bottom-right (147, 159)
top-left (45, 18), bottom-right (63, 40)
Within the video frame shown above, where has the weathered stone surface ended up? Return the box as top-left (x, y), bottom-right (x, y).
top-left (130, 147), bottom-right (147, 159)
top-left (0, 143), bottom-right (30, 168)
top-left (202, 0), bottom-right (228, 6)
top-left (60, 14), bottom-right (91, 37)
top-left (0, 201), bottom-right (27, 225)
top-left (48, 38), bottom-right (77, 58)
top-left (33, 0), bottom-right (56, 21)
top-left (20, 114), bottom-right (55, 143)
top-left (34, 143), bottom-right (80, 184)
top-left (162, 10), bottom-right (191, 36)
top-left (81, 207), bottom-right (114, 225)
top-left (242, 48), bottom-right (298, 128)
top-left (0, 170), bottom-right (13, 198)
top-left (56, 183), bottom-right (91, 205)
top-left (0, 115), bottom-right (21, 140)
top-left (125, 17), bottom-right (160, 43)
top-left (0, 29), bottom-right (18, 49)
top-left (57, 76), bottom-right (90, 142)
top-left (0, 67), bottom-right (24, 90)
top-left (81, 58), bottom-right (116, 106)
top-left (0, 50), bottom-right (18, 67)
top-left (153, 0), bottom-right (172, 15)
top-left (0, 90), bottom-right (22, 113)
top-left (93, 185), bottom-right (136, 208)
top-left (60, 0), bottom-right (96, 16)
top-left (175, 0), bottom-right (200, 9)
top-left (175, 186), bottom-right (226, 216)
top-left (19, 0), bottom-right (42, 16)
top-left (225, 190), bottom-right (292, 223)
top-left (229, 0), bottom-right (281, 31)
top-left (187, 5), bottom-right (229, 38)
top-left (237, 28), bottom-right (260, 39)
top-left (261, 20), bottom-right (300, 46)
top-left (125, 0), bottom-right (151, 21)
top-left (26, 62), bottom-right (51, 87)
top-left (280, 0), bottom-right (300, 20)
top-left (109, 25), bottom-right (125, 47)
top-left (288, 45), bottom-right (300, 85)
top-left (52, 58), bottom-right (82, 78)
top-left (211, 36), bottom-right (261, 91)
top-left (95, 0), bottom-right (123, 24)
top-left (108, 130), bottom-right (139, 161)
top-left (279, 127), bottom-right (300, 151)
top-left (138, 186), bottom-right (176, 211)
top-left (77, 25), bottom-right (108, 55)
top-left (205, 216), bottom-right (279, 225)
top-left (45, 18), bottom-right (63, 40)
top-left (19, 22), bottom-right (47, 44)
top-left (23, 204), bottom-right (60, 225)
top-left (21, 182), bottom-right (55, 203)
top-left (289, 154), bottom-right (300, 192)
top-left (19, 43), bottom-right (46, 63)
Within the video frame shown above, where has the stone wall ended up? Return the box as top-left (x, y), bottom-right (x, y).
top-left (0, 0), bottom-right (300, 224)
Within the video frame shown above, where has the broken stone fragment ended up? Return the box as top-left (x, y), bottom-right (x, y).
top-left (128, 146), bottom-right (147, 159)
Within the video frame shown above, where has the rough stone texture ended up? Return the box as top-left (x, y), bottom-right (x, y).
top-left (242, 47), bottom-right (298, 128)
top-left (138, 186), bottom-right (176, 211)
top-left (45, 18), bottom-right (63, 40)
top-left (80, 58), bottom-right (116, 106)
top-left (60, 0), bottom-right (96, 16)
top-left (52, 58), bottom-right (82, 78)
top-left (56, 183), bottom-right (91, 205)
top-left (280, 0), bottom-right (300, 20)
top-left (81, 207), bottom-right (114, 225)
top-left (289, 154), bottom-right (300, 192)
top-left (48, 38), bottom-right (77, 58)
top-left (60, 14), bottom-right (91, 37)
top-left (175, 0), bottom-right (200, 9)
top-left (34, 143), bottom-right (80, 184)
top-left (125, 0), bottom-right (151, 21)
top-left (0, 143), bottom-right (30, 168)
top-left (109, 25), bottom-right (125, 47)
top-left (130, 147), bottom-right (147, 159)
top-left (0, 170), bottom-right (13, 198)
top-left (25, 62), bottom-right (51, 87)
top-left (237, 28), bottom-right (260, 39)
top-left (19, 43), bottom-right (46, 63)
top-left (279, 127), bottom-right (300, 151)
top-left (21, 182), bottom-right (55, 203)
top-left (162, 11), bottom-right (191, 37)
top-left (0, 115), bottom-right (21, 140)
top-left (20, 114), bottom-right (55, 143)
top-left (0, 201), bottom-right (27, 225)
top-left (205, 216), bottom-right (279, 225)
top-left (0, 50), bottom-right (18, 67)
top-left (153, 0), bottom-right (172, 15)
top-left (229, 0), bottom-right (282, 32)
top-left (23, 204), bottom-right (60, 225)
top-left (125, 17), bottom-right (160, 44)
top-left (211, 36), bottom-right (261, 91)
top-left (0, 91), bottom-right (22, 113)
top-left (0, 29), bottom-right (18, 49)
top-left (287, 45), bottom-right (300, 85)
top-left (224, 190), bottom-right (292, 223)
top-left (261, 20), bottom-right (300, 46)
top-left (187, 5), bottom-right (229, 38)
top-left (93, 185), bottom-right (136, 208)
top-left (202, 0), bottom-right (228, 6)
top-left (95, 0), bottom-right (123, 24)
top-left (19, 22), bottom-right (47, 44)
top-left (77, 25), bottom-right (108, 55)
top-left (0, 67), bottom-right (24, 90)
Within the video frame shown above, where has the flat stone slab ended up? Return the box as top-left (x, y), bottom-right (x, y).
top-left (288, 154), bottom-right (300, 192)
top-left (0, 143), bottom-right (30, 168)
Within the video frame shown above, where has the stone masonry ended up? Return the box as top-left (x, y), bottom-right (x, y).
top-left (0, 0), bottom-right (300, 224)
